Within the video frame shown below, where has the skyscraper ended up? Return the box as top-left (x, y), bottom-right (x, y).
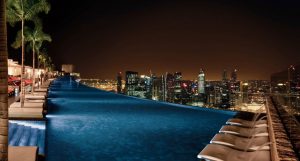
top-left (174, 72), bottom-right (182, 103)
top-left (125, 71), bottom-right (138, 96)
top-left (117, 72), bottom-right (122, 93)
top-left (165, 73), bottom-right (175, 102)
top-left (198, 69), bottom-right (205, 94)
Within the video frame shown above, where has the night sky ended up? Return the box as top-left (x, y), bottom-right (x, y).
top-left (8, 0), bottom-right (300, 80)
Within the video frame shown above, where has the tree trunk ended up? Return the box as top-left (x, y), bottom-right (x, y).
top-left (20, 19), bottom-right (25, 108)
top-left (0, 0), bottom-right (9, 160)
top-left (31, 41), bottom-right (35, 94)
top-left (37, 52), bottom-right (40, 88)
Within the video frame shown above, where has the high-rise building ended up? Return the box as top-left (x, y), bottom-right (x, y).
top-left (198, 69), bottom-right (205, 94)
top-left (180, 80), bottom-right (193, 104)
top-left (174, 72), bottom-right (182, 103)
top-left (229, 69), bottom-right (240, 107)
top-left (162, 74), bottom-right (167, 101)
top-left (138, 75), bottom-right (152, 99)
top-left (220, 69), bottom-right (230, 108)
top-left (166, 73), bottom-right (175, 102)
top-left (125, 71), bottom-right (138, 96)
top-left (117, 72), bottom-right (122, 94)
top-left (151, 74), bottom-right (168, 101)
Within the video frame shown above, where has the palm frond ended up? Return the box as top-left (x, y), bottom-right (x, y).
top-left (6, 7), bottom-right (22, 26)
top-left (11, 29), bottom-right (22, 49)
top-left (24, 0), bottom-right (51, 20)
top-left (32, 16), bottom-right (43, 30)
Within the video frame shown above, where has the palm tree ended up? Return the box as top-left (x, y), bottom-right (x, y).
top-left (0, 0), bottom-right (9, 160)
top-left (12, 20), bottom-right (51, 93)
top-left (6, 0), bottom-right (50, 107)
top-left (38, 52), bottom-right (49, 70)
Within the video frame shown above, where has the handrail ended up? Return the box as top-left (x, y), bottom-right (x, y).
top-left (265, 97), bottom-right (280, 161)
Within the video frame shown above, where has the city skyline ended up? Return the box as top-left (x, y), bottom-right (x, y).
top-left (7, 0), bottom-right (300, 80)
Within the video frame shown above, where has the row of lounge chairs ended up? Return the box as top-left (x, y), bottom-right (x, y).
top-left (197, 105), bottom-right (271, 161)
top-left (8, 80), bottom-right (52, 119)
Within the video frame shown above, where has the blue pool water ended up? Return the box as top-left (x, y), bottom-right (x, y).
top-left (46, 77), bottom-right (236, 161)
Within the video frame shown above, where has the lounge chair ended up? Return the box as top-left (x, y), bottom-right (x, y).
top-left (219, 125), bottom-right (268, 137)
top-left (25, 95), bottom-right (45, 100)
top-left (197, 144), bottom-right (271, 161)
top-left (8, 146), bottom-right (38, 161)
top-left (34, 88), bottom-right (48, 92)
top-left (227, 104), bottom-right (267, 127)
top-left (210, 133), bottom-right (270, 151)
top-left (226, 117), bottom-right (267, 128)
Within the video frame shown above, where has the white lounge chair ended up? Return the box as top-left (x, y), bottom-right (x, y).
top-left (25, 95), bottom-right (45, 100)
top-left (219, 125), bottom-right (268, 137)
top-left (197, 144), bottom-right (271, 161)
top-left (226, 118), bottom-right (267, 128)
top-left (227, 104), bottom-right (267, 127)
top-left (34, 88), bottom-right (48, 92)
top-left (210, 133), bottom-right (270, 151)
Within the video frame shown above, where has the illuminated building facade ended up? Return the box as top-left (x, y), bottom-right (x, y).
top-left (125, 71), bottom-right (139, 96)
top-left (197, 69), bottom-right (205, 94)
top-left (165, 73), bottom-right (175, 102)
top-left (174, 72), bottom-right (182, 103)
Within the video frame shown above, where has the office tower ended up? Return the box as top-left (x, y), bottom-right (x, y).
top-left (220, 69), bottom-right (230, 108)
top-left (151, 75), bottom-right (162, 101)
top-left (229, 69), bottom-right (240, 107)
top-left (162, 74), bottom-right (167, 101)
top-left (138, 75), bottom-right (151, 99)
top-left (198, 69), bottom-right (205, 94)
top-left (117, 72), bottom-right (122, 93)
top-left (125, 71), bottom-right (138, 96)
top-left (165, 73), bottom-right (175, 102)
top-left (180, 80), bottom-right (193, 105)
top-left (173, 72), bottom-right (182, 103)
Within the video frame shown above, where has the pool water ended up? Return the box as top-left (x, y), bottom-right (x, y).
top-left (46, 76), bottom-right (236, 161)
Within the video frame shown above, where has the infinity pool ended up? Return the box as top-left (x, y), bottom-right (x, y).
top-left (46, 77), bottom-right (236, 161)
